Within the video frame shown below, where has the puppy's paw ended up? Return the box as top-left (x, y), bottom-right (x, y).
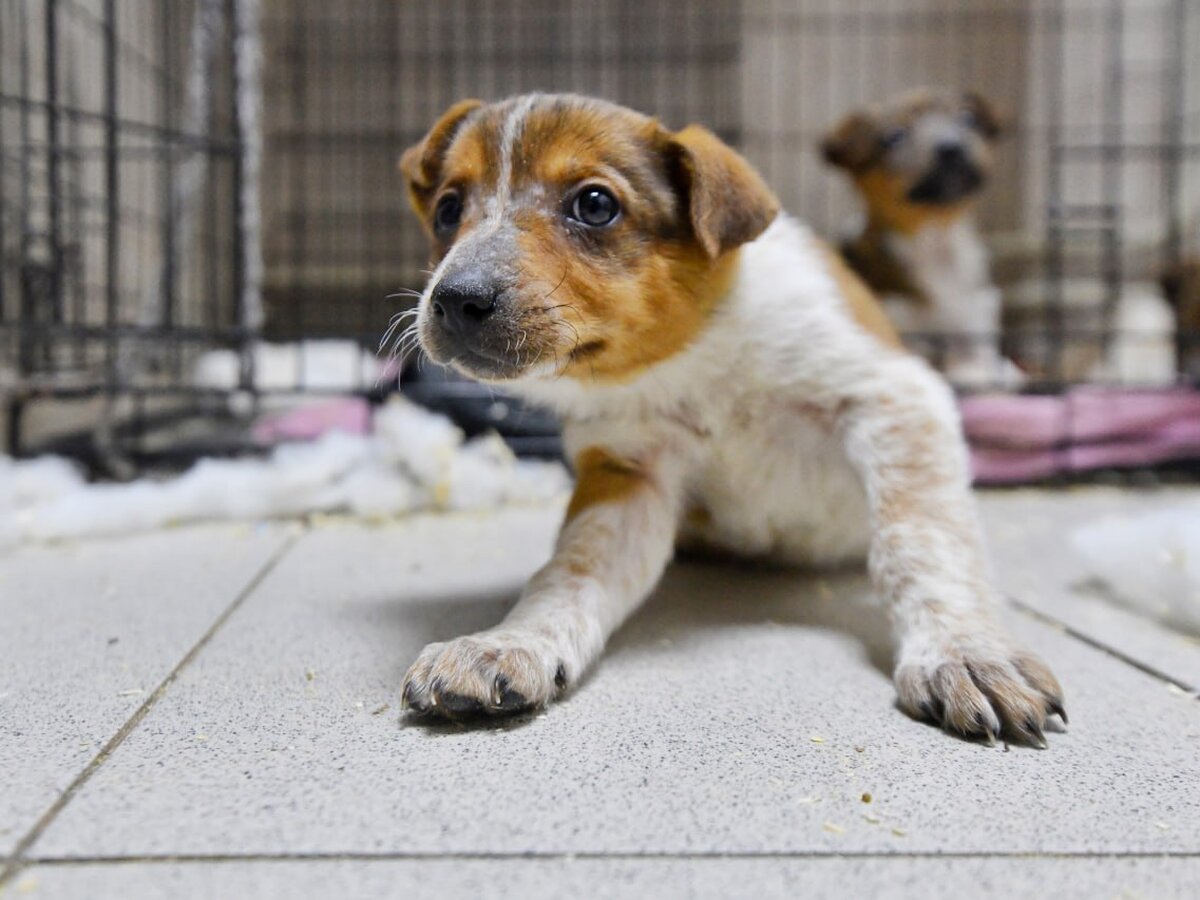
top-left (895, 640), bottom-right (1066, 747)
top-left (401, 631), bottom-right (569, 721)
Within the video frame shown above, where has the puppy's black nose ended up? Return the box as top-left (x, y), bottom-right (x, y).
top-left (430, 270), bottom-right (499, 335)
top-left (936, 141), bottom-right (967, 164)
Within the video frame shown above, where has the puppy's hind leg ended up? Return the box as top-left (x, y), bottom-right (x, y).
top-left (403, 444), bottom-right (686, 720)
top-left (837, 362), bottom-right (1065, 746)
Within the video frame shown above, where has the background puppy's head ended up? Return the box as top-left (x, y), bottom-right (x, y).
top-left (821, 89), bottom-right (1005, 230)
top-left (399, 93), bottom-right (778, 383)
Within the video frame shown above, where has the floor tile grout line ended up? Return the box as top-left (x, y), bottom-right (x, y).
top-left (1009, 596), bottom-right (1198, 697)
top-left (18, 850), bottom-right (1200, 865)
top-left (0, 530), bottom-right (306, 890)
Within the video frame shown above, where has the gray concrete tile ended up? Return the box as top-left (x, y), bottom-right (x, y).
top-left (27, 508), bottom-right (1200, 858)
top-left (980, 487), bottom-right (1200, 689)
top-left (10, 856), bottom-right (1200, 900)
top-left (0, 524), bottom-right (294, 856)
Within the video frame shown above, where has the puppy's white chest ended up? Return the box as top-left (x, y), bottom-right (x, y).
top-left (684, 397), bottom-right (871, 566)
top-left (890, 218), bottom-right (990, 308)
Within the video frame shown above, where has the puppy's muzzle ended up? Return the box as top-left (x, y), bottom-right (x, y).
top-left (423, 264), bottom-right (525, 378)
top-left (431, 268), bottom-right (500, 337)
top-left (907, 140), bottom-right (984, 205)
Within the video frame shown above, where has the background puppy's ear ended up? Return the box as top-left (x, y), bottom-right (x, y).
top-left (963, 91), bottom-right (1006, 140)
top-left (667, 125), bottom-right (780, 258)
top-left (819, 113), bottom-right (880, 172)
top-left (399, 98), bottom-right (484, 218)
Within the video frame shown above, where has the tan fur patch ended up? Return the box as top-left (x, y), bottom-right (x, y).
top-left (565, 447), bottom-right (648, 524)
top-left (670, 125), bottom-right (780, 258)
top-left (817, 242), bottom-right (903, 349)
top-left (399, 98), bottom-right (484, 222)
top-left (684, 502), bottom-right (713, 529)
top-left (545, 240), bottom-right (741, 383)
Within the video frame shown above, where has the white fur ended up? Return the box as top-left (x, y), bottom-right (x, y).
top-left (404, 213), bottom-right (1062, 742)
top-left (880, 216), bottom-right (1024, 389)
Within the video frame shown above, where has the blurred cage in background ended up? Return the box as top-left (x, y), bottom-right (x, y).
top-left (0, 0), bottom-right (261, 470)
top-left (2, 0), bottom-right (1199, 478)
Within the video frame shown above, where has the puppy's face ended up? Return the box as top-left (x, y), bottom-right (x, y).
top-left (399, 94), bottom-right (778, 383)
top-left (821, 90), bottom-right (1004, 229)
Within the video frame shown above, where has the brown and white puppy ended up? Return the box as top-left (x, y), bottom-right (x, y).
top-left (821, 89), bottom-right (1022, 388)
top-left (396, 93), bottom-right (1064, 746)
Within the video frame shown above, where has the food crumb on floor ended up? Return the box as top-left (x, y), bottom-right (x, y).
top-left (371, 703), bottom-right (390, 716)
top-left (822, 821), bottom-right (845, 835)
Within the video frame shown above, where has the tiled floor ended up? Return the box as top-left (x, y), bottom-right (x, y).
top-left (2, 490), bottom-right (1199, 899)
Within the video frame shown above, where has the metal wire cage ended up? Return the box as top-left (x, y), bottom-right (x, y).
top-left (0, 0), bottom-right (262, 471)
top-left (3, 0), bottom-right (1200, 478)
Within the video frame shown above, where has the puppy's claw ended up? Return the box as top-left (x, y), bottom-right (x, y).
top-left (1024, 718), bottom-right (1049, 749)
top-left (402, 678), bottom-right (430, 714)
top-left (918, 698), bottom-right (944, 724)
top-left (1048, 698), bottom-right (1069, 726)
top-left (493, 673), bottom-right (528, 712)
top-left (976, 714), bottom-right (998, 747)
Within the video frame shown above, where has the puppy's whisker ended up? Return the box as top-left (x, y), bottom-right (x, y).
top-left (377, 310), bottom-right (419, 354)
top-left (388, 323), bottom-right (422, 366)
top-left (538, 266), bottom-right (569, 306)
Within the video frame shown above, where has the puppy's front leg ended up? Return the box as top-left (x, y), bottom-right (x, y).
top-left (403, 444), bottom-right (683, 719)
top-left (839, 365), bottom-right (1065, 745)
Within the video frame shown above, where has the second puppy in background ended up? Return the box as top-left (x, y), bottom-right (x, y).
top-left (821, 90), bottom-right (1023, 388)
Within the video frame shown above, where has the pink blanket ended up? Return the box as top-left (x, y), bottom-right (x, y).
top-left (962, 388), bottom-right (1200, 483)
top-left (252, 397), bottom-right (372, 444)
top-left (246, 389), bottom-right (1200, 485)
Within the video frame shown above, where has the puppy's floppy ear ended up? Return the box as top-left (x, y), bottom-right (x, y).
top-left (820, 113), bottom-right (881, 172)
top-left (399, 98), bottom-right (484, 217)
top-left (666, 125), bottom-right (779, 259)
top-left (963, 91), bottom-right (1006, 140)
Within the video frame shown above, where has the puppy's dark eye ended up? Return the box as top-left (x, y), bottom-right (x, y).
top-left (433, 194), bottom-right (463, 236)
top-left (880, 128), bottom-right (907, 150)
top-left (570, 186), bottom-right (620, 228)
top-left (960, 109), bottom-right (979, 130)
